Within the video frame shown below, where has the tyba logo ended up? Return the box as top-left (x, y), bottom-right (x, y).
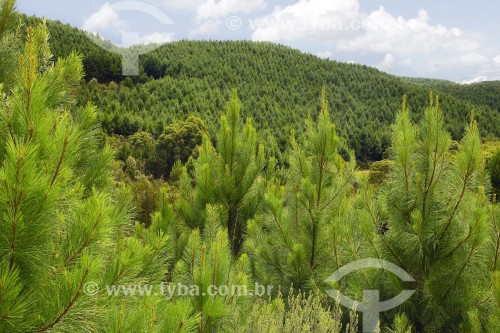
top-left (325, 258), bottom-right (415, 333)
top-left (85, 1), bottom-right (174, 76)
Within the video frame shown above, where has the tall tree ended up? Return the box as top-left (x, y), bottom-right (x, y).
top-left (0, 16), bottom-right (172, 333)
top-left (375, 96), bottom-right (496, 331)
top-left (246, 87), bottom-right (356, 291)
top-left (175, 90), bottom-right (265, 253)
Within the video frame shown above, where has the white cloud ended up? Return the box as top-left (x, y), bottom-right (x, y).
top-left (400, 58), bottom-right (412, 66)
top-left (338, 7), bottom-right (479, 55)
top-left (458, 52), bottom-right (488, 65)
top-left (461, 76), bottom-right (488, 84)
top-left (251, 0), bottom-right (360, 41)
top-left (133, 32), bottom-right (175, 45)
top-left (495, 55), bottom-right (500, 64)
top-left (191, 19), bottom-right (222, 36)
top-left (377, 53), bottom-right (396, 71)
top-left (316, 51), bottom-right (332, 59)
top-left (82, 3), bottom-right (128, 33)
top-left (196, 0), bottom-right (266, 21)
top-left (376, 54), bottom-right (412, 72)
top-left (250, 1), bottom-right (480, 60)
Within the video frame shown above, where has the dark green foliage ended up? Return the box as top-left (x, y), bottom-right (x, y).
top-left (408, 78), bottom-right (500, 113)
top-left (368, 159), bottom-right (394, 187)
top-left (155, 115), bottom-right (208, 179)
top-left (489, 150), bottom-right (500, 198)
top-left (18, 15), bottom-right (500, 163)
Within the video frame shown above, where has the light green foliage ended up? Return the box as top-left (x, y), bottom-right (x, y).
top-left (386, 313), bottom-right (413, 333)
top-left (0, 19), bottom-right (169, 332)
top-left (0, 0), bottom-right (19, 88)
top-left (371, 95), bottom-right (495, 331)
top-left (171, 205), bottom-right (252, 332)
top-left (369, 159), bottom-right (394, 187)
top-left (240, 291), bottom-right (358, 333)
top-left (246, 86), bottom-right (356, 291)
top-left (174, 90), bottom-right (266, 253)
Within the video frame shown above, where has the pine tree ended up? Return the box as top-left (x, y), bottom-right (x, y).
top-left (374, 95), bottom-right (495, 331)
top-left (246, 87), bottom-right (356, 291)
top-left (170, 205), bottom-right (252, 332)
top-left (0, 17), bottom-right (171, 333)
top-left (174, 90), bottom-right (266, 253)
top-left (0, 0), bottom-right (19, 88)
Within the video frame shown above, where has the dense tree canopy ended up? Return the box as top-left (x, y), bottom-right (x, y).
top-left (21, 15), bottom-right (500, 163)
top-left (1, 4), bottom-right (499, 333)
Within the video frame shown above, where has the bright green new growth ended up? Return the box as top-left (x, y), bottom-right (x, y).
top-left (374, 95), bottom-right (495, 331)
top-left (246, 86), bottom-right (356, 291)
top-left (0, 18), bottom-right (172, 333)
top-left (172, 89), bottom-right (265, 253)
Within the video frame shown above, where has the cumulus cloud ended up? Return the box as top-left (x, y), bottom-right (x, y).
top-left (196, 0), bottom-right (266, 21)
top-left (191, 19), bottom-right (222, 36)
top-left (189, 0), bottom-right (266, 36)
top-left (495, 55), bottom-right (500, 64)
top-left (82, 3), bottom-right (128, 33)
top-left (133, 32), bottom-right (175, 45)
top-left (461, 76), bottom-right (488, 84)
top-left (377, 53), bottom-right (396, 71)
top-left (316, 51), bottom-right (332, 59)
top-left (337, 7), bottom-right (478, 55)
top-left (376, 53), bottom-right (412, 72)
top-left (250, 0), bottom-right (480, 58)
top-left (82, 3), bottom-right (176, 46)
top-left (458, 52), bottom-right (488, 65)
top-left (251, 0), bottom-right (361, 41)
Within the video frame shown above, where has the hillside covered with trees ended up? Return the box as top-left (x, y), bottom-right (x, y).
top-left (1, 2), bottom-right (500, 332)
top-left (22, 15), bottom-right (500, 163)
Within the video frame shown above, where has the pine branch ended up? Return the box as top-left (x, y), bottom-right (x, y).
top-left (50, 134), bottom-right (69, 188)
top-left (64, 210), bottom-right (103, 266)
top-left (35, 266), bottom-right (90, 333)
top-left (422, 106), bottom-right (442, 222)
top-left (442, 240), bottom-right (478, 300)
top-left (436, 168), bottom-right (471, 244)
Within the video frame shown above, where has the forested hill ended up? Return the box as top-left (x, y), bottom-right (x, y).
top-left (405, 78), bottom-right (500, 112)
top-left (25, 15), bottom-right (500, 161)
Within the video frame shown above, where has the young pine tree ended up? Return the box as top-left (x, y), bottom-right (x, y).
top-left (171, 205), bottom-right (253, 332)
top-left (174, 90), bottom-right (265, 254)
top-left (375, 96), bottom-right (496, 331)
top-left (0, 18), bottom-right (172, 333)
top-left (246, 87), bottom-right (356, 291)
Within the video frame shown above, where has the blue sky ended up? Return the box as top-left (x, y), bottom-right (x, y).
top-left (17, 0), bottom-right (500, 83)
